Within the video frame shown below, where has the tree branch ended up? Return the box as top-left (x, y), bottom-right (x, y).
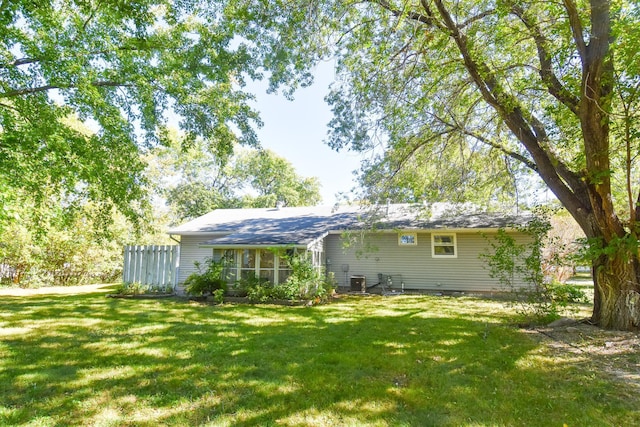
top-left (511, 5), bottom-right (580, 115)
top-left (564, 0), bottom-right (587, 59)
top-left (460, 129), bottom-right (538, 172)
top-left (457, 8), bottom-right (496, 30)
top-left (0, 80), bottom-right (132, 98)
top-left (432, 105), bottom-right (540, 172)
top-left (371, 0), bottom-right (434, 26)
top-left (430, 0), bottom-right (592, 225)
top-left (0, 42), bottom-right (159, 70)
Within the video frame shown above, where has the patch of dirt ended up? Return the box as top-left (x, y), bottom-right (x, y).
top-left (525, 320), bottom-right (640, 391)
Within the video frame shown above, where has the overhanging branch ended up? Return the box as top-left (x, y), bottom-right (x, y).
top-left (461, 130), bottom-right (538, 172)
top-left (430, 0), bottom-right (591, 218)
top-left (563, 0), bottom-right (587, 59)
top-left (371, 0), bottom-right (434, 26)
top-left (0, 80), bottom-right (132, 98)
top-left (511, 5), bottom-right (580, 115)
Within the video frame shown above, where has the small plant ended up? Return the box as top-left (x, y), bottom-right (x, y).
top-left (184, 257), bottom-right (229, 297)
top-left (239, 273), bottom-right (273, 303)
top-left (548, 282), bottom-right (589, 305)
top-left (147, 284), bottom-right (173, 294)
top-left (113, 281), bottom-right (146, 296)
top-left (284, 253), bottom-right (334, 302)
top-left (212, 288), bottom-right (225, 304)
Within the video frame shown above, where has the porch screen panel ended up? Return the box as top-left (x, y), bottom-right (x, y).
top-left (213, 249), bottom-right (237, 282)
top-left (258, 250), bottom-right (275, 283)
top-left (278, 255), bottom-right (291, 284)
top-left (240, 249), bottom-right (256, 279)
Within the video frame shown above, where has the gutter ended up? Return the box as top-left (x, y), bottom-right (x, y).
top-left (197, 243), bottom-right (308, 250)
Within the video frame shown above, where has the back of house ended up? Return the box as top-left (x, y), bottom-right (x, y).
top-left (167, 203), bottom-right (534, 295)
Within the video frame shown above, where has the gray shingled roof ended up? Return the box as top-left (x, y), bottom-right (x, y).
top-left (167, 204), bottom-right (533, 248)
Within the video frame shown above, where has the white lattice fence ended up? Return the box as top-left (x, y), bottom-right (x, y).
top-left (122, 245), bottom-right (180, 289)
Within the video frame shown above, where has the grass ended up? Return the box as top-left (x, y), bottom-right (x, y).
top-left (0, 288), bottom-right (637, 426)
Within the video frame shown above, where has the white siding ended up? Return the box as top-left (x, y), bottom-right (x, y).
top-left (176, 235), bottom-right (213, 293)
top-left (325, 231), bottom-right (531, 292)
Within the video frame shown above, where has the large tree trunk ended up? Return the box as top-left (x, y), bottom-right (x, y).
top-left (423, 0), bottom-right (639, 329)
top-left (591, 252), bottom-right (640, 330)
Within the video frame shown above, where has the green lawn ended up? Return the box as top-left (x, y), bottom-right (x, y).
top-left (0, 289), bottom-right (637, 426)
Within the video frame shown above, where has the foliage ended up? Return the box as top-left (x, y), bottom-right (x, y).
top-left (547, 282), bottom-right (589, 306)
top-left (112, 282), bottom-right (146, 296)
top-left (244, 275), bottom-right (278, 304)
top-left (542, 212), bottom-right (586, 283)
top-left (1, 292), bottom-right (638, 425)
top-left (232, 273), bottom-right (267, 299)
top-left (283, 252), bottom-right (334, 301)
top-left (111, 282), bottom-right (173, 296)
top-left (0, 1), bottom-right (263, 227)
top-left (0, 199), bottom-right (135, 288)
top-left (2, 0), bottom-right (331, 229)
top-left (241, 0), bottom-right (640, 329)
top-left (236, 253), bottom-right (334, 303)
top-left (232, 149), bottom-right (322, 209)
top-left (146, 139), bottom-right (323, 222)
top-left (212, 288), bottom-right (226, 304)
top-left (184, 257), bottom-right (229, 297)
top-left (482, 215), bottom-right (566, 323)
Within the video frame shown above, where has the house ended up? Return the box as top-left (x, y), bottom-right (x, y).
top-left (167, 203), bottom-right (534, 294)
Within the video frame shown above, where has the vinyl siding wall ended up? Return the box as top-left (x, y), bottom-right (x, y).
top-left (325, 230), bottom-right (531, 293)
top-left (176, 235), bottom-right (214, 293)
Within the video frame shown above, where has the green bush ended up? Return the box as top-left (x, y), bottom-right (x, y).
top-left (184, 258), bottom-right (229, 296)
top-left (212, 288), bottom-right (225, 304)
top-left (481, 211), bottom-right (584, 323)
top-left (236, 253), bottom-right (335, 304)
top-left (548, 282), bottom-right (589, 305)
top-left (0, 204), bottom-right (128, 288)
top-left (236, 273), bottom-right (272, 303)
top-left (113, 282), bottom-right (146, 296)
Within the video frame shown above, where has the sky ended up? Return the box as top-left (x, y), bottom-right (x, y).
top-left (247, 62), bottom-right (366, 205)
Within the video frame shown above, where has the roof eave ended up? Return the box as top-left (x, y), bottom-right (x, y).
top-left (198, 243), bottom-right (309, 249)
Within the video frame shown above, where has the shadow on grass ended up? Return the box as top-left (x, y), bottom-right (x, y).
top-left (0, 293), bottom-right (637, 426)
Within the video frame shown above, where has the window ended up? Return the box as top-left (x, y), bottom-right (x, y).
top-left (398, 232), bottom-right (417, 246)
top-left (278, 255), bottom-right (291, 284)
top-left (432, 233), bottom-right (457, 258)
top-left (209, 248), bottom-right (301, 284)
top-left (258, 249), bottom-right (275, 283)
top-left (213, 249), bottom-right (237, 282)
top-left (240, 249), bottom-right (256, 279)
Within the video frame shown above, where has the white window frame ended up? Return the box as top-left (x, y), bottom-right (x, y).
top-left (398, 232), bottom-right (417, 246)
top-left (212, 248), bottom-right (296, 284)
top-left (431, 233), bottom-right (457, 258)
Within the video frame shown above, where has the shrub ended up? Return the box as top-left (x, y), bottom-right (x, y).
top-left (285, 253), bottom-right (334, 301)
top-left (212, 288), bottom-right (225, 304)
top-left (548, 282), bottom-right (589, 305)
top-left (481, 211), bottom-right (583, 324)
top-left (237, 253), bottom-right (335, 304)
top-left (236, 273), bottom-right (272, 303)
top-left (112, 282), bottom-right (146, 296)
top-left (184, 258), bottom-right (229, 296)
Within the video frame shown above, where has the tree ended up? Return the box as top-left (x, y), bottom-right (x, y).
top-left (0, 0), bottom-right (265, 225)
top-left (144, 133), bottom-right (243, 222)
top-left (146, 136), bottom-right (322, 222)
top-left (244, 1), bottom-right (640, 329)
top-left (232, 149), bottom-right (322, 209)
top-left (0, 192), bottom-right (162, 287)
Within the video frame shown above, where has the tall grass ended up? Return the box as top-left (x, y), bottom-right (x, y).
top-left (0, 290), bottom-right (636, 426)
